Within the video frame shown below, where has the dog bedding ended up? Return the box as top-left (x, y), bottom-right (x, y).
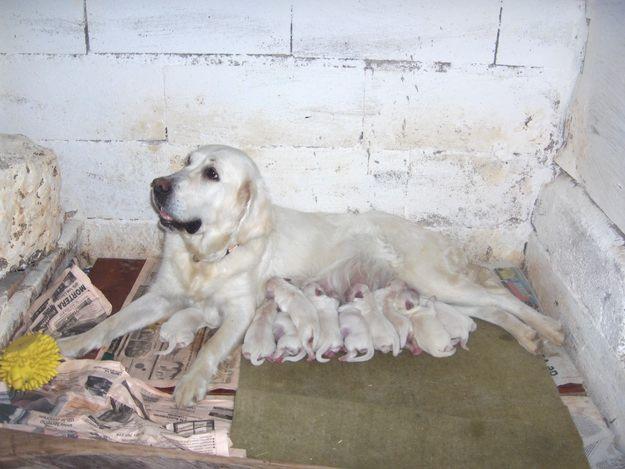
top-left (231, 320), bottom-right (588, 468)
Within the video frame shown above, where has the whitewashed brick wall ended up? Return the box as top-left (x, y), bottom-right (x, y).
top-left (0, 0), bottom-right (587, 262)
top-left (527, 0), bottom-right (625, 450)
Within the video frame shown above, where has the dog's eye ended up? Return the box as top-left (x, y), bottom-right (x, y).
top-left (203, 167), bottom-right (219, 181)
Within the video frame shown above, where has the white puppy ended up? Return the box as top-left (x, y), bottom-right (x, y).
top-left (337, 304), bottom-right (375, 362)
top-left (373, 280), bottom-right (414, 352)
top-left (157, 306), bottom-right (221, 356)
top-left (433, 300), bottom-right (477, 350)
top-left (272, 311), bottom-right (307, 363)
top-left (242, 299), bottom-right (278, 365)
top-left (266, 277), bottom-right (320, 360)
top-left (348, 283), bottom-right (400, 356)
top-left (303, 282), bottom-right (342, 363)
top-left (407, 297), bottom-right (457, 358)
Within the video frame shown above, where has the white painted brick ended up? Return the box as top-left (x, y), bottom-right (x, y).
top-left (497, 0), bottom-right (587, 70)
top-left (556, 0), bottom-right (625, 234)
top-left (88, 0), bottom-right (291, 54)
top-left (246, 146), bottom-right (369, 213)
top-left (526, 234), bottom-right (625, 449)
top-left (248, 146), bottom-right (531, 263)
top-left (366, 150), bottom-right (411, 217)
top-left (0, 0), bottom-right (85, 54)
top-left (293, 0), bottom-right (500, 64)
top-left (0, 55), bottom-right (165, 141)
top-left (364, 64), bottom-right (563, 154)
top-left (532, 173), bottom-right (625, 359)
top-left (165, 58), bottom-right (365, 147)
top-left (80, 218), bottom-right (163, 260)
top-left (45, 141), bottom-right (190, 220)
top-left (404, 151), bottom-right (553, 229)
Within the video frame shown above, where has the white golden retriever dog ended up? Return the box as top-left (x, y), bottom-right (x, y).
top-left (59, 145), bottom-right (563, 406)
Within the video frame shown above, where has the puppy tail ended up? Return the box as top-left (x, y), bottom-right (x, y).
top-left (250, 355), bottom-right (265, 366)
top-left (350, 345), bottom-right (374, 362)
top-left (284, 350), bottom-right (307, 362)
top-left (315, 344), bottom-right (331, 363)
top-left (391, 331), bottom-right (401, 357)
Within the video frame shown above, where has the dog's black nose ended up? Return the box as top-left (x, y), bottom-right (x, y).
top-left (152, 177), bottom-right (172, 195)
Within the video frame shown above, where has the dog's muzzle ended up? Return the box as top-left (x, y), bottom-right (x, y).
top-left (152, 177), bottom-right (172, 206)
top-left (151, 177), bottom-right (202, 234)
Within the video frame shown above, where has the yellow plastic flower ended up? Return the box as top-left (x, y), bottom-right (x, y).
top-left (0, 333), bottom-right (61, 391)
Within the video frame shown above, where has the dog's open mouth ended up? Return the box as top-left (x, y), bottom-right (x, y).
top-left (159, 207), bottom-right (174, 222)
top-left (157, 207), bottom-right (202, 234)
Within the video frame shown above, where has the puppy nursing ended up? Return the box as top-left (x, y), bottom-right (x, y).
top-left (272, 311), bottom-right (307, 363)
top-left (345, 284), bottom-right (400, 356)
top-left (265, 277), bottom-right (319, 360)
top-left (242, 300), bottom-right (278, 365)
top-left (337, 304), bottom-right (375, 362)
top-left (303, 283), bottom-right (343, 363)
top-left (242, 275), bottom-right (478, 364)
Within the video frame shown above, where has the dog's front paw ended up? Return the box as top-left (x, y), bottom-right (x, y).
top-left (57, 333), bottom-right (100, 358)
top-left (174, 368), bottom-right (211, 407)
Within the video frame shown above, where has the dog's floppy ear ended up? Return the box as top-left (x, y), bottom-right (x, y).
top-left (236, 178), bottom-right (272, 245)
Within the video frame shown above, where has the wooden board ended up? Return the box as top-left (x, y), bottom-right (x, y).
top-left (0, 428), bottom-right (328, 468)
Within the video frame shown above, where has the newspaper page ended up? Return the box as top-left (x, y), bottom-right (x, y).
top-left (0, 359), bottom-right (232, 455)
top-left (14, 263), bottom-right (112, 339)
top-left (561, 396), bottom-right (625, 468)
top-left (99, 258), bottom-right (240, 390)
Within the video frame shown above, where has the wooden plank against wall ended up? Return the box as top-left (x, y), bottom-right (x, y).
top-left (0, 428), bottom-right (329, 468)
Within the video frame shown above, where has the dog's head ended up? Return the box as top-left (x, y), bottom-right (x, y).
top-left (151, 145), bottom-right (271, 251)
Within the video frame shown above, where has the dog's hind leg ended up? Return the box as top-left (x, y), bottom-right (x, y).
top-left (452, 305), bottom-right (541, 354)
top-left (400, 268), bottom-right (563, 346)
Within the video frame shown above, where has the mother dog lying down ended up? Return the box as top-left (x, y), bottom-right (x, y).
top-left (59, 145), bottom-right (564, 406)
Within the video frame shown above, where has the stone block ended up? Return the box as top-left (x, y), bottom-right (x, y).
top-left (0, 135), bottom-right (62, 278)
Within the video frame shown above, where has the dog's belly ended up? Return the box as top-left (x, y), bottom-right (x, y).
top-left (266, 207), bottom-right (454, 280)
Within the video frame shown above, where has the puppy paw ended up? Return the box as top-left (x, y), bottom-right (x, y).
top-left (158, 330), bottom-right (194, 355)
top-left (174, 369), bottom-right (210, 407)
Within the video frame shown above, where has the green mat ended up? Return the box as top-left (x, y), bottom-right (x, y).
top-left (231, 321), bottom-right (588, 468)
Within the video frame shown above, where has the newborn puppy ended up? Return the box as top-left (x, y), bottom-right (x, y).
top-left (266, 277), bottom-right (320, 359)
top-left (433, 300), bottom-right (477, 350)
top-left (272, 311), bottom-right (307, 363)
top-left (373, 280), bottom-right (413, 352)
top-left (337, 304), bottom-right (375, 362)
top-left (394, 286), bottom-right (423, 355)
top-left (407, 296), bottom-right (457, 358)
top-left (347, 283), bottom-right (400, 356)
top-left (242, 299), bottom-right (278, 365)
top-left (303, 282), bottom-right (343, 363)
top-left (157, 305), bottom-right (220, 355)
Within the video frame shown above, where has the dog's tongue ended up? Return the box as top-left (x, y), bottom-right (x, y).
top-left (159, 208), bottom-right (174, 221)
